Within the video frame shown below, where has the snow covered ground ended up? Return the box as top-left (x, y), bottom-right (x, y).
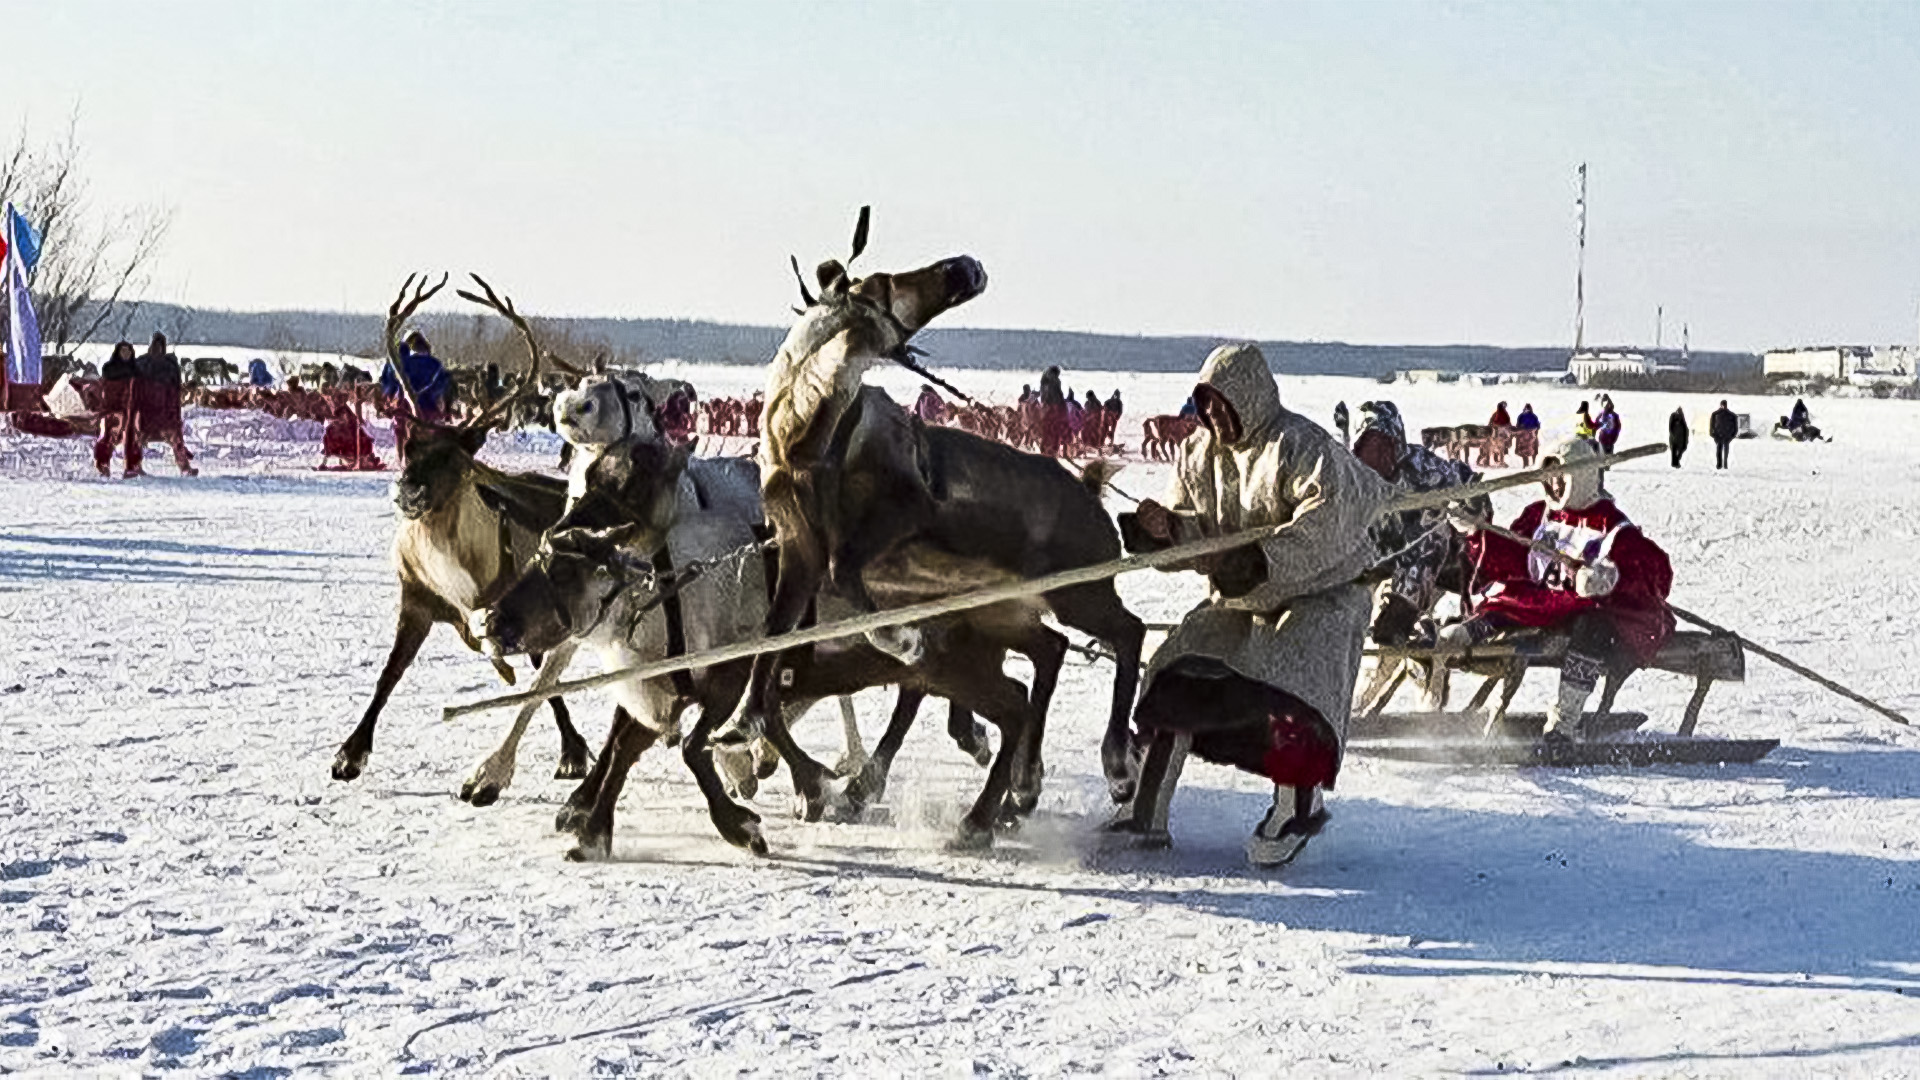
top-left (3, 369), bottom-right (1918, 1076)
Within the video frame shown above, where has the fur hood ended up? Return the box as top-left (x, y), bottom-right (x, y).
top-left (1195, 343), bottom-right (1283, 446)
top-left (1544, 435), bottom-right (1605, 510)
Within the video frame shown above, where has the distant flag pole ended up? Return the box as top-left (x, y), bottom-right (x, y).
top-left (4, 203), bottom-right (45, 388)
top-left (1573, 163), bottom-right (1588, 355)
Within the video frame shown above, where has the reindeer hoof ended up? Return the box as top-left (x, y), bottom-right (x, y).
top-left (946, 822), bottom-right (995, 852)
top-left (565, 835), bottom-right (611, 863)
top-left (553, 756), bottom-right (592, 781)
top-left (842, 762), bottom-right (888, 812)
top-left (330, 750), bottom-right (365, 782)
top-left (461, 781), bottom-right (502, 808)
top-left (714, 807), bottom-right (766, 853)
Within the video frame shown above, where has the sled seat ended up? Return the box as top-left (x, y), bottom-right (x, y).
top-left (1355, 627), bottom-right (1745, 740)
top-left (1434, 628), bottom-right (1745, 738)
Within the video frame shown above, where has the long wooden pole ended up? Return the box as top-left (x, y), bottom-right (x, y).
top-left (442, 443), bottom-right (1667, 721)
top-left (1461, 514), bottom-right (1912, 727)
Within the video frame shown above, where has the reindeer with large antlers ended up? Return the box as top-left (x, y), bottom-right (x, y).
top-left (329, 273), bottom-right (598, 800)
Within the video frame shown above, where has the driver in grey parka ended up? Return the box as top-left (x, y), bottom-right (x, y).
top-left (1120, 344), bottom-right (1390, 866)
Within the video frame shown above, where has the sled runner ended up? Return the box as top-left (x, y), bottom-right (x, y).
top-left (1351, 627), bottom-right (1769, 766)
top-left (1352, 732), bottom-right (1779, 768)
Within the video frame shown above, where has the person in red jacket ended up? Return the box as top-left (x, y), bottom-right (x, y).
top-left (1437, 435), bottom-right (1674, 740)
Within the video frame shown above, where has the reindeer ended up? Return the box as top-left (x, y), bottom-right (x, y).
top-left (1140, 414), bottom-right (1199, 461)
top-left (482, 433), bottom-right (1072, 858)
top-left (329, 273), bottom-right (593, 797)
top-left (744, 210), bottom-right (1144, 845)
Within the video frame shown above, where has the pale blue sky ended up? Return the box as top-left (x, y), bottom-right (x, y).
top-left (10, 0), bottom-right (1919, 350)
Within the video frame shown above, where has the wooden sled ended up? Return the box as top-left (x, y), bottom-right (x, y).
top-left (1351, 628), bottom-right (1771, 767)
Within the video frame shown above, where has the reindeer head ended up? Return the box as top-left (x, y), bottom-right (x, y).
top-left (483, 522), bottom-right (647, 655)
top-left (777, 208), bottom-right (988, 393)
top-left (480, 437), bottom-right (693, 654)
top-left (383, 272), bottom-right (556, 519)
top-left (553, 372), bottom-right (663, 450)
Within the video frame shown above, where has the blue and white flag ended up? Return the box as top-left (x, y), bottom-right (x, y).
top-left (5, 207), bottom-right (42, 385)
top-left (5, 204), bottom-right (40, 273)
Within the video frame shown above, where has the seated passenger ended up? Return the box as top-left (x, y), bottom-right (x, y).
top-left (1439, 436), bottom-right (1674, 741)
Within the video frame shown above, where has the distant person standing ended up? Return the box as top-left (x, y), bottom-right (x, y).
top-left (130, 332), bottom-right (198, 476)
top-left (1709, 400), bottom-right (1738, 469)
top-left (1104, 389), bottom-right (1124, 451)
top-left (1038, 365), bottom-right (1066, 456)
top-left (1333, 400), bottom-right (1350, 445)
top-left (914, 383), bottom-right (946, 423)
top-left (94, 341), bottom-right (139, 478)
top-left (1595, 396), bottom-right (1622, 453)
top-left (1668, 407), bottom-right (1689, 468)
top-left (1514, 403), bottom-right (1541, 466)
top-left (1574, 401), bottom-right (1597, 439)
top-left (1488, 400), bottom-right (1512, 428)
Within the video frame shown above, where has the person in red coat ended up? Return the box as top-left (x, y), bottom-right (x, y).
top-left (1438, 435), bottom-right (1674, 740)
top-left (1488, 400), bottom-right (1512, 428)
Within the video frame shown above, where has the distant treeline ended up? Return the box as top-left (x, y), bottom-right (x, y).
top-left (91, 300), bottom-right (1761, 379)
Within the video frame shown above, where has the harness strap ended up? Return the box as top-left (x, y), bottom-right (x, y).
top-left (654, 545), bottom-right (697, 700)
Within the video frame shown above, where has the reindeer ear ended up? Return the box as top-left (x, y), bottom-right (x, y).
top-left (849, 205), bottom-right (871, 264)
top-left (546, 526), bottom-right (589, 555)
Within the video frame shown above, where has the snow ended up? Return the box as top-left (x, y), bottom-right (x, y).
top-left (3, 367), bottom-right (1919, 1076)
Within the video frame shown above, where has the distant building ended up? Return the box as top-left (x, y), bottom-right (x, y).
top-left (1568, 350), bottom-right (1657, 385)
top-left (1762, 345), bottom-right (1916, 385)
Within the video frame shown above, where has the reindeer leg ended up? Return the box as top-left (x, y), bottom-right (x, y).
top-left (832, 695), bottom-right (869, 778)
top-left (947, 704), bottom-right (993, 768)
top-left (566, 710), bottom-right (661, 862)
top-left (681, 662), bottom-right (768, 855)
top-left (557, 706), bottom-right (630, 834)
top-left (460, 641), bottom-right (575, 806)
top-left (744, 548), bottom-right (835, 820)
top-left (332, 591), bottom-right (436, 781)
top-left (1005, 627), bottom-right (1069, 821)
top-left (1051, 585), bottom-right (1146, 805)
top-left (547, 695), bottom-right (592, 780)
top-left (943, 648), bottom-right (1034, 852)
top-left (843, 687), bottom-right (926, 813)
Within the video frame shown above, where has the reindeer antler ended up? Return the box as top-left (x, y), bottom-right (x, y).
top-left (456, 273), bottom-right (553, 432)
top-left (384, 271), bottom-right (448, 416)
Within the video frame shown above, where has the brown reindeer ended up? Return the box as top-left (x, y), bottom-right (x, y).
top-left (1141, 414), bottom-right (1199, 461)
top-left (329, 273), bottom-right (593, 793)
top-left (746, 211), bottom-right (1143, 846)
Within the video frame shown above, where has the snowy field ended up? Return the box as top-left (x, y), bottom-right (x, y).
top-left (3, 367), bottom-right (1919, 1076)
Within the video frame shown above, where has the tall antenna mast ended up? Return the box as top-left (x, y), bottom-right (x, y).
top-left (1656, 304), bottom-right (1663, 350)
top-left (1574, 162), bottom-right (1588, 354)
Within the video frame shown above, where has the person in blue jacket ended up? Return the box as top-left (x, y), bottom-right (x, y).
top-left (381, 330), bottom-right (451, 417)
top-left (380, 330), bottom-right (451, 459)
top-left (247, 358), bottom-right (274, 388)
